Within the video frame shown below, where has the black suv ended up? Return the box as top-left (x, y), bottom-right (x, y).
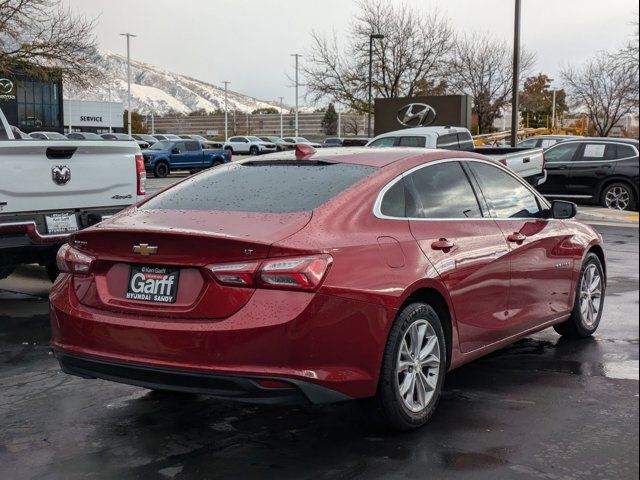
top-left (536, 138), bottom-right (639, 211)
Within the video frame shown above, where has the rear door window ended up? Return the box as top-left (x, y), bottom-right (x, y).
top-left (579, 143), bottom-right (608, 161)
top-left (403, 162), bottom-right (483, 219)
top-left (397, 136), bottom-right (426, 147)
top-left (185, 141), bottom-right (200, 151)
top-left (380, 180), bottom-right (405, 217)
top-left (369, 137), bottom-right (397, 148)
top-left (142, 162), bottom-right (376, 213)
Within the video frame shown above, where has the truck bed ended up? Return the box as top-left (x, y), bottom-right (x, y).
top-left (470, 146), bottom-right (545, 180)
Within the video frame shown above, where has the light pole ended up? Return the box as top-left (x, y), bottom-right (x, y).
top-left (509, 0), bottom-right (521, 147)
top-left (291, 54), bottom-right (302, 137)
top-left (551, 89), bottom-right (557, 132)
top-left (222, 81), bottom-right (230, 140)
top-left (367, 33), bottom-right (384, 137)
top-left (278, 96), bottom-right (285, 137)
top-left (337, 104), bottom-right (341, 137)
top-left (120, 33), bottom-right (136, 136)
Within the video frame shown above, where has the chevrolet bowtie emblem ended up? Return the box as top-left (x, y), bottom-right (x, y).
top-left (133, 244), bottom-right (158, 255)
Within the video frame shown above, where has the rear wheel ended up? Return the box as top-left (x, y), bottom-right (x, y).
top-left (554, 253), bottom-right (605, 338)
top-left (153, 162), bottom-right (170, 178)
top-left (601, 182), bottom-right (635, 211)
top-left (376, 302), bottom-right (446, 431)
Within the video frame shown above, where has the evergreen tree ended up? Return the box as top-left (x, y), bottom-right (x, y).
top-left (321, 103), bottom-right (338, 135)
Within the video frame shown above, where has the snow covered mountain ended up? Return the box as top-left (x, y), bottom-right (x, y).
top-left (63, 51), bottom-right (283, 115)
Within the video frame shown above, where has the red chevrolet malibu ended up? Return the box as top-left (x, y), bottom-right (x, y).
top-left (50, 147), bottom-right (606, 430)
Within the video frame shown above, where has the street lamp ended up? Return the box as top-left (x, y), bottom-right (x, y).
top-left (278, 96), bottom-right (285, 137)
top-left (222, 81), bottom-right (230, 140)
top-left (291, 54), bottom-right (302, 137)
top-left (509, 0), bottom-right (521, 147)
top-left (120, 33), bottom-right (136, 136)
top-left (368, 33), bottom-right (384, 137)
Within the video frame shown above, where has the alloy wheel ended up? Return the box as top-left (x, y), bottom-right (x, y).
top-left (604, 186), bottom-right (630, 210)
top-left (396, 319), bottom-right (441, 413)
top-left (579, 264), bottom-right (603, 328)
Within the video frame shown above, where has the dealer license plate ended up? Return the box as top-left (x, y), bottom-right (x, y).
top-left (45, 213), bottom-right (79, 234)
top-left (126, 265), bottom-right (179, 303)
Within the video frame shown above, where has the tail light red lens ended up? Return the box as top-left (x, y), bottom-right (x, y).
top-left (135, 154), bottom-right (146, 196)
top-left (206, 261), bottom-right (260, 287)
top-left (206, 254), bottom-right (332, 292)
top-left (56, 244), bottom-right (95, 274)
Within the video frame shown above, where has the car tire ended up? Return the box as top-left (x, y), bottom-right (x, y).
top-left (249, 146), bottom-right (259, 156)
top-left (601, 182), bottom-right (635, 211)
top-left (153, 162), bottom-right (170, 178)
top-left (224, 146), bottom-right (233, 154)
top-left (212, 160), bottom-right (222, 167)
top-left (0, 266), bottom-right (15, 280)
top-left (45, 262), bottom-right (59, 283)
top-left (554, 253), bottom-right (605, 338)
top-left (375, 302), bottom-right (446, 431)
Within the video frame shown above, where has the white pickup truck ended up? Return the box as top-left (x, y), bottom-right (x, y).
top-left (367, 126), bottom-right (547, 186)
top-left (0, 107), bottom-right (145, 281)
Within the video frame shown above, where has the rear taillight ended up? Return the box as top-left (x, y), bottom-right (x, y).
top-left (135, 154), bottom-right (146, 196)
top-left (206, 254), bottom-right (332, 292)
top-left (56, 244), bottom-right (95, 274)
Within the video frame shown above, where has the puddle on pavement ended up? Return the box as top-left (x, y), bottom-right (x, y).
top-left (442, 449), bottom-right (510, 470)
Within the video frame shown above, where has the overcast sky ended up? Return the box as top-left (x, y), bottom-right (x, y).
top-left (65, 0), bottom-right (638, 104)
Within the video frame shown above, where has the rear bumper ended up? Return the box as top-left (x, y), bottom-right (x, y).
top-left (55, 350), bottom-right (350, 405)
top-left (50, 274), bottom-right (395, 401)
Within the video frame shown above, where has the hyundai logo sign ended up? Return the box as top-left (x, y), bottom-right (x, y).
top-left (396, 103), bottom-right (437, 127)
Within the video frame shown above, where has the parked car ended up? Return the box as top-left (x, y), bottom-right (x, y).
top-left (536, 138), bottom-right (639, 210)
top-left (323, 137), bottom-right (344, 147)
top-left (282, 136), bottom-right (323, 149)
top-left (517, 135), bottom-right (580, 150)
top-left (132, 134), bottom-right (159, 147)
top-left (29, 131), bottom-right (68, 140)
top-left (142, 139), bottom-right (232, 178)
top-left (0, 106), bottom-right (145, 281)
top-left (367, 126), bottom-right (546, 185)
top-left (223, 136), bottom-right (277, 155)
top-left (10, 125), bottom-right (31, 139)
top-left (179, 135), bottom-right (223, 149)
top-left (341, 137), bottom-right (371, 147)
top-left (152, 134), bottom-right (181, 141)
top-left (258, 136), bottom-right (296, 151)
top-left (101, 133), bottom-right (149, 150)
top-left (50, 146), bottom-right (605, 431)
top-left (66, 132), bottom-right (104, 140)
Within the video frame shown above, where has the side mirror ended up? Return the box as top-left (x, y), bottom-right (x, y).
top-left (171, 148), bottom-right (180, 154)
top-left (551, 200), bottom-right (577, 219)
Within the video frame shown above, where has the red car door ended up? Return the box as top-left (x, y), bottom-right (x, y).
top-left (401, 161), bottom-right (512, 353)
top-left (467, 161), bottom-right (575, 331)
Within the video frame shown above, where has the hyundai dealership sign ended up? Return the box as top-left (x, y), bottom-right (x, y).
top-left (374, 95), bottom-right (472, 135)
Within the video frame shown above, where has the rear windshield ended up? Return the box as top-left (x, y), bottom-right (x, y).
top-left (142, 161), bottom-right (376, 213)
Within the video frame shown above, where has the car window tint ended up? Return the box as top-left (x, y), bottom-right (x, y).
top-left (404, 162), bottom-right (482, 219)
top-left (581, 143), bottom-right (607, 160)
top-left (142, 163), bottom-right (376, 213)
top-left (457, 132), bottom-right (474, 150)
top-left (517, 139), bottom-right (538, 149)
top-left (540, 139), bottom-right (557, 149)
top-left (397, 136), bottom-right (426, 147)
top-left (615, 144), bottom-right (636, 159)
top-left (185, 141), bottom-right (200, 151)
top-left (173, 142), bottom-right (186, 152)
top-left (369, 137), bottom-right (396, 148)
top-left (436, 133), bottom-right (459, 150)
top-left (380, 180), bottom-right (405, 217)
top-left (544, 142), bottom-right (580, 163)
top-left (469, 162), bottom-right (543, 219)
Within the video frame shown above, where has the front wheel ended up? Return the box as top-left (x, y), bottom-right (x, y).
top-left (249, 146), bottom-right (259, 156)
top-left (375, 302), bottom-right (446, 431)
top-left (554, 253), bottom-right (605, 338)
top-left (153, 162), bottom-right (170, 178)
top-left (601, 183), bottom-right (635, 211)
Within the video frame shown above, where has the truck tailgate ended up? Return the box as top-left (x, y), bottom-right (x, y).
top-left (0, 140), bottom-right (139, 214)
top-left (471, 147), bottom-right (544, 179)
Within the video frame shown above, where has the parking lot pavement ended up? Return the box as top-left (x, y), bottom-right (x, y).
top-left (0, 224), bottom-right (638, 480)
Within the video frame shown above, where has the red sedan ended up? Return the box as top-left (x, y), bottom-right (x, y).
top-left (50, 147), bottom-right (606, 430)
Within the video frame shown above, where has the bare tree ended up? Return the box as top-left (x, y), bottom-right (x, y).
top-left (0, 0), bottom-right (98, 86)
top-left (561, 52), bottom-right (639, 137)
top-left (303, 0), bottom-right (453, 112)
top-left (447, 32), bottom-right (535, 134)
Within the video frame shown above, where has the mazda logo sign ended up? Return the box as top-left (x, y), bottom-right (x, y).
top-left (0, 78), bottom-right (14, 95)
top-left (397, 103), bottom-right (437, 127)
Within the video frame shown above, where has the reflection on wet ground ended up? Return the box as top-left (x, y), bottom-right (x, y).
top-left (0, 226), bottom-right (638, 479)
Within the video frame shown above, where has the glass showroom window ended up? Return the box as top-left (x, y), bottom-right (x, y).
top-left (16, 80), bottom-right (60, 129)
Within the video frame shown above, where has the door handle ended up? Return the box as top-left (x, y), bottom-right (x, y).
top-left (507, 233), bottom-right (527, 243)
top-left (431, 239), bottom-right (455, 251)
top-left (557, 165), bottom-right (569, 170)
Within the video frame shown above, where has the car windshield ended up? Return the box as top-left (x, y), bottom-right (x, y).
top-left (164, 134), bottom-right (181, 140)
top-left (142, 162), bottom-right (377, 213)
top-left (296, 137), bottom-right (309, 142)
top-left (247, 136), bottom-right (263, 142)
top-left (46, 132), bottom-right (67, 139)
top-left (114, 134), bottom-right (133, 140)
top-left (148, 141), bottom-right (173, 150)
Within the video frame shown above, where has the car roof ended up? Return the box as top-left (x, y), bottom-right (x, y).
top-left (257, 146), bottom-right (488, 168)
top-left (372, 126), bottom-right (467, 140)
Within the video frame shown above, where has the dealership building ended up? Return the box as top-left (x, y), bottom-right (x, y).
top-left (63, 100), bottom-right (124, 134)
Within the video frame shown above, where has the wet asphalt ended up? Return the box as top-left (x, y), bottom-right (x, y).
top-left (0, 224), bottom-right (638, 480)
